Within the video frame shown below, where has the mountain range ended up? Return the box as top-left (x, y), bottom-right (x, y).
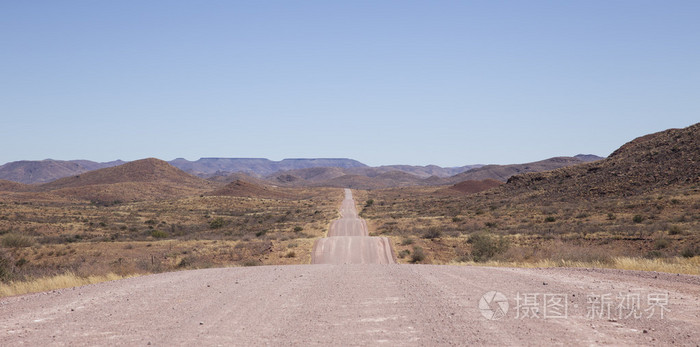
top-left (0, 155), bottom-right (602, 187)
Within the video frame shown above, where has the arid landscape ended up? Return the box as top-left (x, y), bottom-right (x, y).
top-left (3, 1), bottom-right (698, 344)
top-left (0, 124), bottom-right (699, 344)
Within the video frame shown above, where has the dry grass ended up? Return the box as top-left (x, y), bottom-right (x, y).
top-left (452, 256), bottom-right (700, 276)
top-left (0, 187), bottom-right (343, 285)
top-left (0, 272), bottom-right (128, 298)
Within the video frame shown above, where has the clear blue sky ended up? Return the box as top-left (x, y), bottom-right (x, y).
top-left (1, 1), bottom-right (698, 167)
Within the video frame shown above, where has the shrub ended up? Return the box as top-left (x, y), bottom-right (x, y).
top-left (654, 238), bottom-right (669, 250)
top-left (209, 217), bottom-right (226, 229)
top-left (398, 249), bottom-right (411, 259)
top-left (468, 233), bottom-right (509, 262)
top-left (633, 215), bottom-right (644, 223)
top-left (365, 199), bottom-right (374, 207)
top-left (1, 233), bottom-right (34, 248)
top-left (544, 216), bottom-right (556, 223)
top-left (681, 246), bottom-right (698, 258)
top-left (410, 246), bottom-right (425, 263)
top-left (0, 250), bottom-right (14, 282)
top-left (150, 230), bottom-right (168, 239)
top-left (241, 259), bottom-right (262, 267)
top-left (668, 225), bottom-right (683, 235)
top-left (293, 226), bottom-right (304, 233)
top-left (422, 228), bottom-right (442, 240)
top-left (400, 237), bottom-right (414, 246)
top-left (284, 251), bottom-right (296, 258)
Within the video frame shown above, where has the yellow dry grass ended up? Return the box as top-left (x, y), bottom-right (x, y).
top-left (0, 272), bottom-right (130, 298)
top-left (454, 256), bottom-right (700, 276)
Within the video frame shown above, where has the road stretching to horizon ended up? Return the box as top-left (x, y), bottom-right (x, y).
top-left (312, 189), bottom-right (395, 264)
top-left (1, 189), bottom-right (699, 345)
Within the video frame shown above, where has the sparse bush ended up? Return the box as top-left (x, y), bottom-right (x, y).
top-left (422, 228), bottom-right (442, 239)
top-left (668, 225), bottom-right (683, 235)
top-left (1, 233), bottom-right (34, 248)
top-left (633, 215), bottom-right (644, 223)
top-left (398, 249), bottom-right (411, 259)
top-left (209, 217), bottom-right (226, 229)
top-left (400, 237), bottom-right (414, 246)
top-left (0, 250), bottom-right (15, 282)
top-left (410, 246), bottom-right (425, 263)
top-left (468, 233), bottom-right (510, 262)
top-left (284, 251), bottom-right (296, 258)
top-left (241, 259), bottom-right (262, 267)
top-left (452, 216), bottom-right (463, 223)
top-left (365, 199), bottom-right (374, 207)
top-left (293, 226), bottom-right (304, 233)
top-left (150, 230), bottom-right (168, 239)
top-left (544, 216), bottom-right (556, 223)
top-left (654, 238), bottom-right (670, 250)
top-left (607, 213), bottom-right (616, 220)
top-left (681, 246), bottom-right (698, 258)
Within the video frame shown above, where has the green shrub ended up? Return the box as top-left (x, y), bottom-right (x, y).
top-left (654, 238), bottom-right (669, 250)
top-left (468, 233), bottom-right (509, 262)
top-left (544, 216), bottom-right (556, 223)
top-left (150, 230), bottom-right (168, 239)
top-left (633, 215), bottom-right (644, 223)
top-left (209, 217), bottom-right (226, 229)
top-left (422, 228), bottom-right (442, 239)
top-left (293, 226), bottom-right (304, 232)
top-left (681, 246), bottom-right (698, 258)
top-left (410, 246), bottom-right (425, 263)
top-left (1, 233), bottom-right (34, 248)
top-left (400, 237), bottom-right (414, 246)
top-left (398, 249), bottom-right (411, 259)
top-left (0, 250), bottom-right (14, 282)
top-left (668, 225), bottom-right (683, 235)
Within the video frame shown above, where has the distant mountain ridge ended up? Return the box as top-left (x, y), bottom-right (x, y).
top-left (0, 159), bottom-right (125, 184)
top-left (169, 158), bottom-right (368, 177)
top-left (0, 154), bottom-right (604, 187)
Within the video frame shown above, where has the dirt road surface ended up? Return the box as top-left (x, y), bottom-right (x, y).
top-left (312, 189), bottom-right (395, 264)
top-left (1, 265), bottom-right (698, 345)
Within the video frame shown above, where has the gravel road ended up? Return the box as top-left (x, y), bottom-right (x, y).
top-left (312, 189), bottom-right (394, 264)
top-left (1, 265), bottom-right (698, 345)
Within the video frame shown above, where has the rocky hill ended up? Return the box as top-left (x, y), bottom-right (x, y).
top-left (505, 123), bottom-right (700, 197)
top-left (206, 180), bottom-right (292, 199)
top-left (40, 158), bottom-right (218, 202)
top-left (443, 156), bottom-right (595, 184)
top-left (444, 179), bottom-right (503, 194)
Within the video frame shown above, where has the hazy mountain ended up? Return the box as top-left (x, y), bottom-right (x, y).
top-left (168, 158), bottom-right (367, 177)
top-left (0, 159), bottom-right (125, 184)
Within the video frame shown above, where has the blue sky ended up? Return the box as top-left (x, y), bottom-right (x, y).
top-left (1, 1), bottom-right (698, 167)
